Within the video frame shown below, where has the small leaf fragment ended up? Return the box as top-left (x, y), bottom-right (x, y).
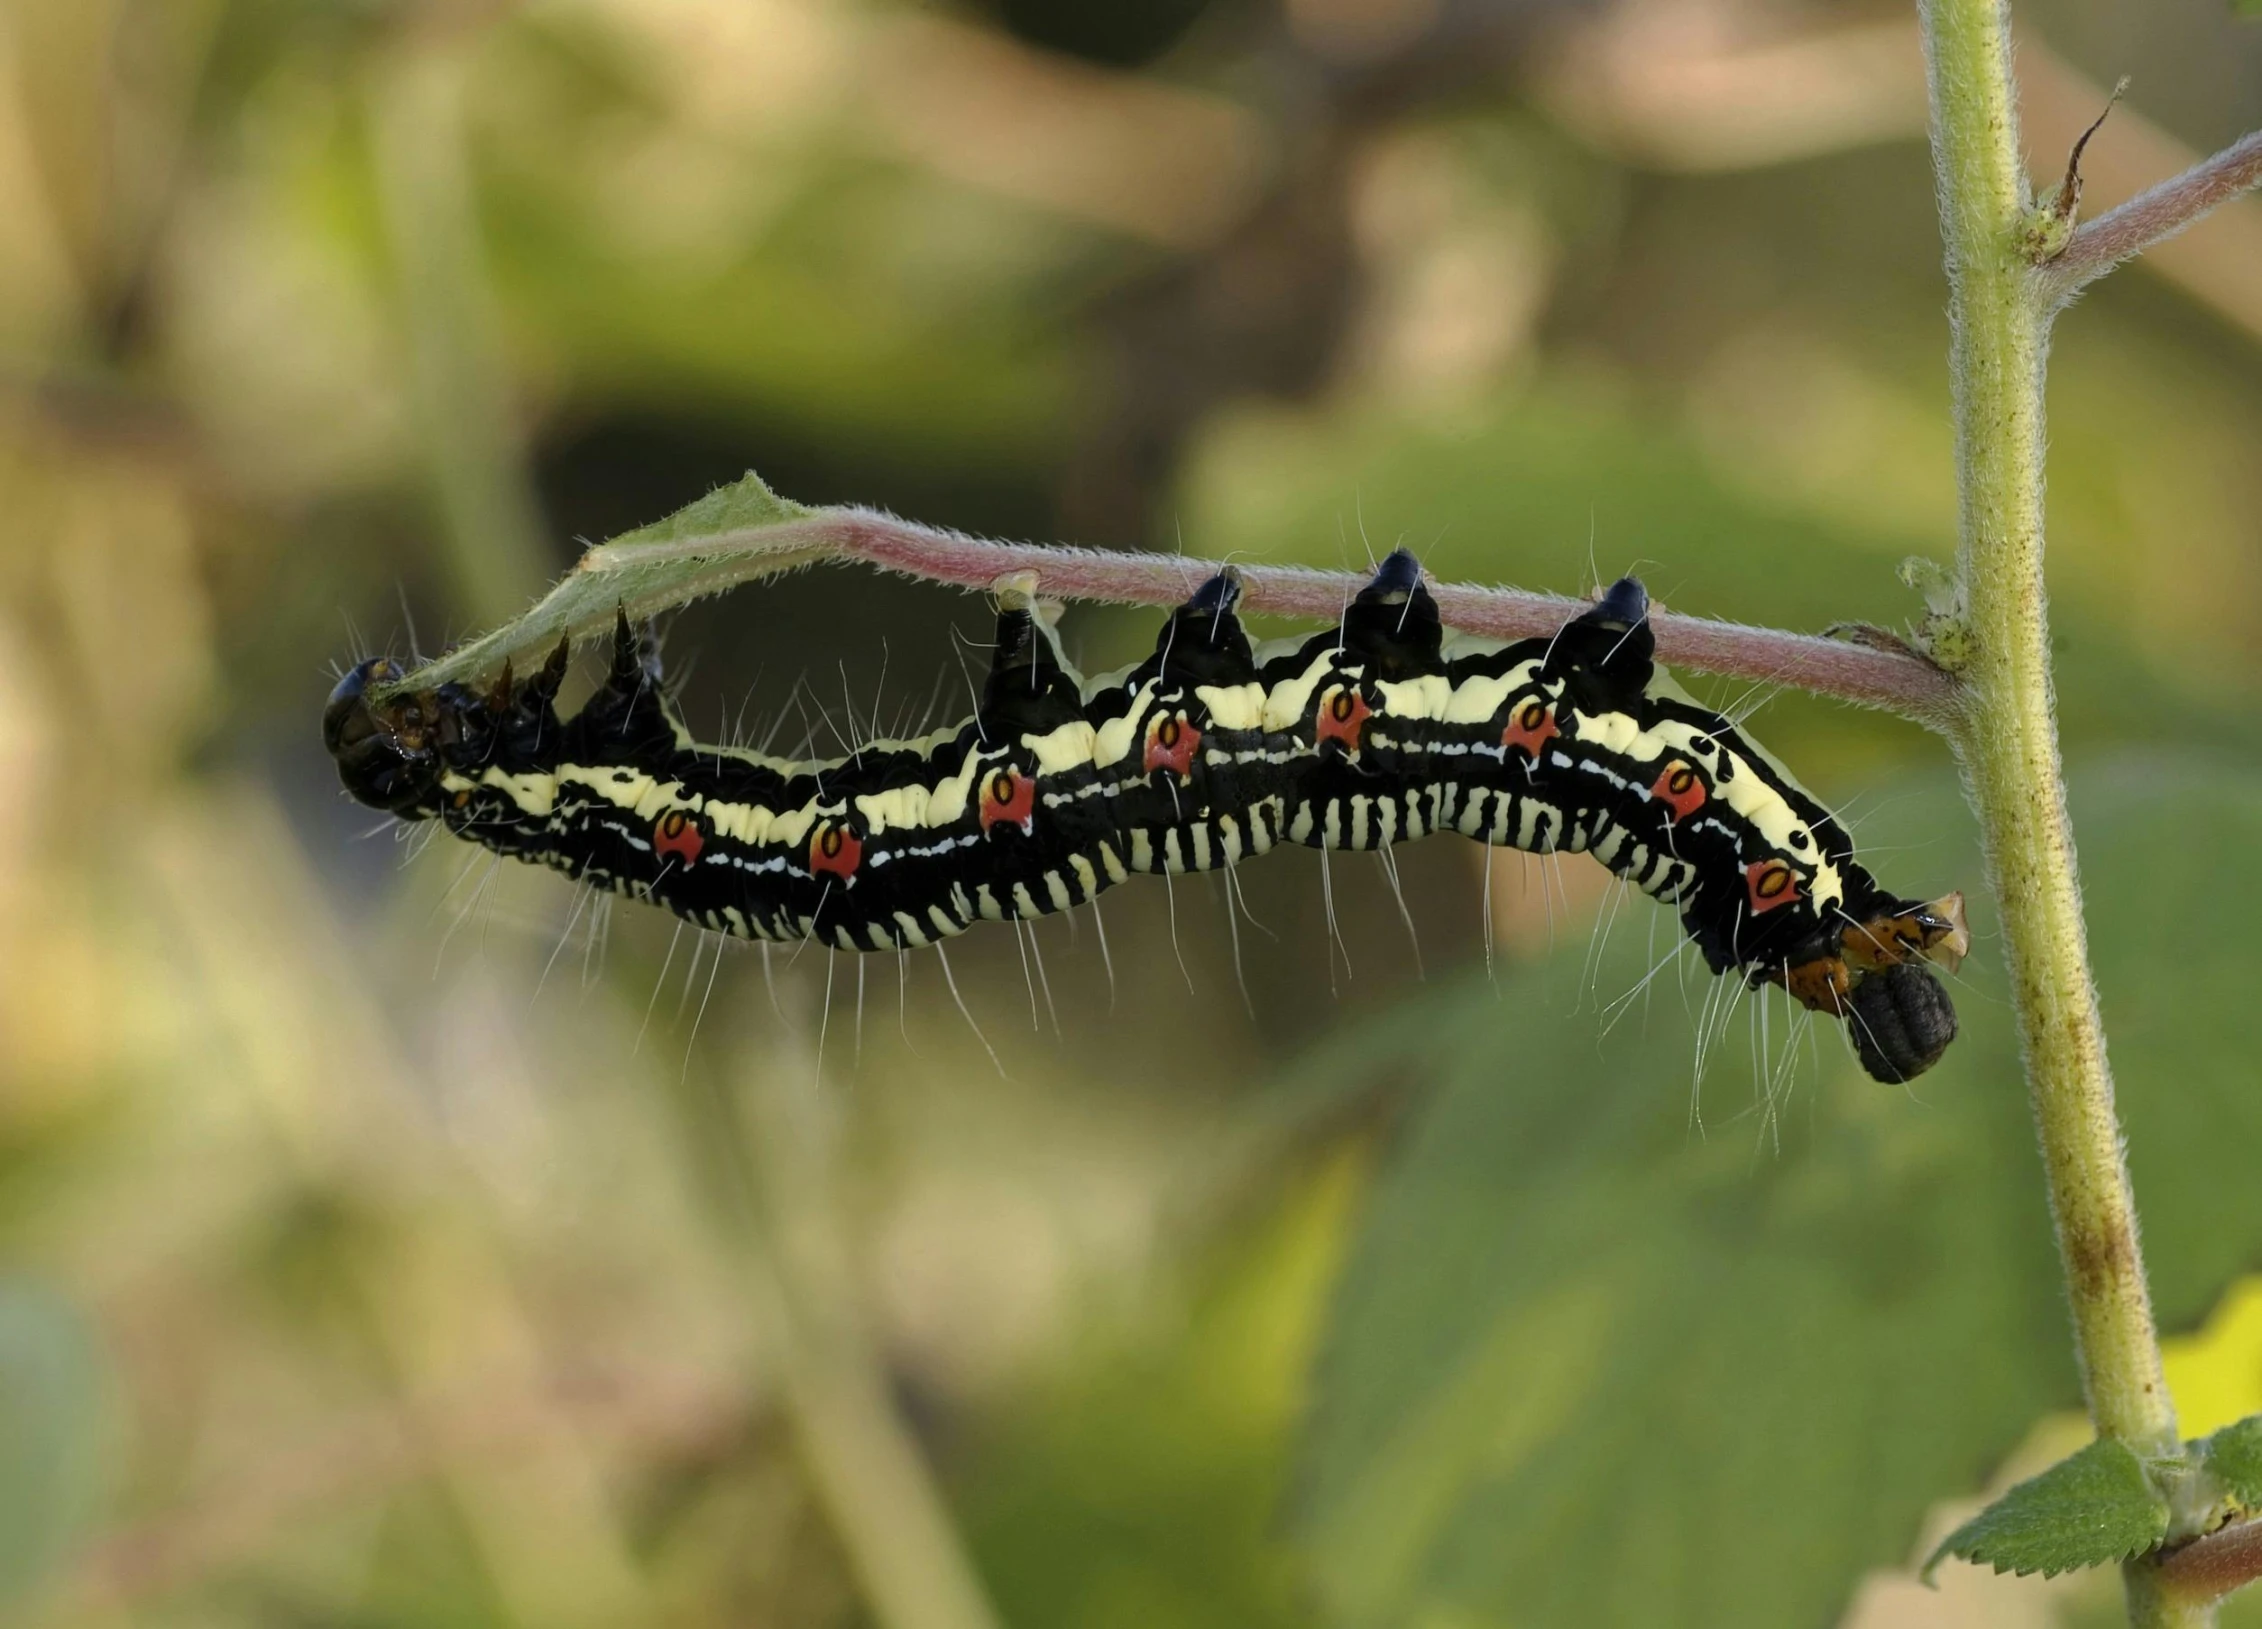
top-left (2202, 1417), bottom-right (2262, 1509)
top-left (600, 468), bottom-right (810, 551)
top-left (1924, 1438), bottom-right (2168, 1582)
top-left (376, 471), bottom-right (819, 698)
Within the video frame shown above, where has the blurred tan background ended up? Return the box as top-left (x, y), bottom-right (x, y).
top-left (5, 0), bottom-right (2262, 1625)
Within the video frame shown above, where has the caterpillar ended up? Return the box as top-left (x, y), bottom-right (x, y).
top-left (324, 551), bottom-right (1968, 1082)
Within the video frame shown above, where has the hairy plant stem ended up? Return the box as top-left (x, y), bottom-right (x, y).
top-left (2162, 1518), bottom-right (2262, 1608)
top-left (414, 510), bottom-right (1948, 717)
top-left (1919, 1), bottom-right (2191, 1621)
top-left (2039, 127), bottom-right (2262, 304)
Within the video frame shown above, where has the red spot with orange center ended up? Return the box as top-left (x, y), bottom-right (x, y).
top-left (1745, 859), bottom-right (1802, 914)
top-left (978, 769), bottom-right (1036, 835)
top-left (1650, 760), bottom-right (1707, 822)
top-left (1316, 687), bottom-right (1371, 753)
top-left (810, 821), bottom-right (862, 881)
top-left (1503, 699), bottom-right (1559, 760)
top-left (654, 809), bottom-right (705, 867)
top-left (1144, 713), bottom-right (1201, 778)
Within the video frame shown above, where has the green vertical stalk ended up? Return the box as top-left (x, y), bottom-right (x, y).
top-left (669, 1036), bottom-right (1003, 1629)
top-left (369, 41), bottom-right (552, 626)
top-left (1917, 0), bottom-right (2193, 1621)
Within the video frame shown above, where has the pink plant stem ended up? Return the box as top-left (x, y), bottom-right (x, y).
top-left (2158, 1516), bottom-right (2262, 1609)
top-left (728, 509), bottom-right (1960, 721)
top-left (2040, 127), bottom-right (2262, 301)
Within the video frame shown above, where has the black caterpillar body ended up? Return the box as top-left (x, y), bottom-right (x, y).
top-left (325, 553), bottom-right (1967, 1081)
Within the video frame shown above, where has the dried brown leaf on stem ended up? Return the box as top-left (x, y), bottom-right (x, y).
top-left (2038, 127), bottom-right (2262, 304)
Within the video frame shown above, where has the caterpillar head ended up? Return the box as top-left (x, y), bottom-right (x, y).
top-left (1775, 892), bottom-right (1969, 1081)
top-left (324, 659), bottom-right (446, 815)
top-left (1845, 962), bottom-right (1960, 1084)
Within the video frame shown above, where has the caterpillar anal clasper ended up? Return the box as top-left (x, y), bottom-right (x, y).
top-left (323, 552), bottom-right (1969, 1083)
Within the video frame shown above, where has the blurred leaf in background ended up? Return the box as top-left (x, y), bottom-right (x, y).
top-left (0, 1281), bottom-right (105, 1610)
top-left (1294, 763), bottom-right (2262, 1626)
top-left (3, 0), bottom-right (2262, 1625)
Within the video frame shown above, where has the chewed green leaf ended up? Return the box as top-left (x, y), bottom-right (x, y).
top-left (2203, 1417), bottom-right (2262, 1508)
top-left (375, 471), bottom-right (817, 697)
top-left (1922, 1439), bottom-right (2167, 1582)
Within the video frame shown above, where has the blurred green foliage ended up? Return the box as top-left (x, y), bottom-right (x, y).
top-left (0, 1282), bottom-right (104, 1610)
top-left (1293, 766), bottom-right (2262, 1625)
top-left (5, 0), bottom-right (2262, 1626)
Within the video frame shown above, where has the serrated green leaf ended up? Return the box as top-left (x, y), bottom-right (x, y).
top-left (378, 471), bottom-right (816, 696)
top-left (2204, 1418), bottom-right (2262, 1508)
top-left (0, 1280), bottom-right (106, 1609)
top-left (1922, 1438), bottom-right (2167, 1581)
top-left (1290, 762), bottom-right (2262, 1628)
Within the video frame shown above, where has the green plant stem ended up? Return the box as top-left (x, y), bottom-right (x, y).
top-left (1918, 1), bottom-right (2193, 1621)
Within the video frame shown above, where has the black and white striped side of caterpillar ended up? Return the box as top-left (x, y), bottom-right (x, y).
top-left (324, 551), bottom-right (1968, 1081)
